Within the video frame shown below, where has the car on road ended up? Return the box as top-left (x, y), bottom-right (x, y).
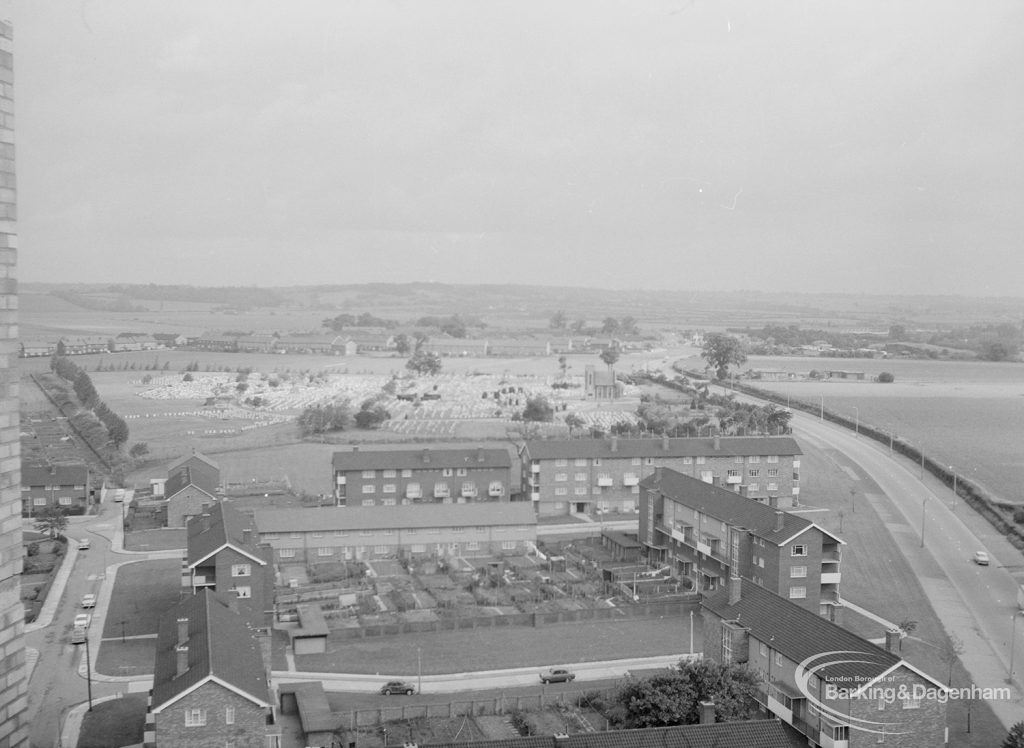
top-left (539, 668), bottom-right (576, 684)
top-left (80, 594), bottom-right (96, 609)
top-left (973, 550), bottom-right (990, 566)
top-left (77, 538), bottom-right (90, 550)
top-left (73, 613), bottom-right (91, 629)
top-left (379, 680), bottom-right (415, 695)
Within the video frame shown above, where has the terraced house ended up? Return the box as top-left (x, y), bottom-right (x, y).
top-left (20, 463), bottom-right (92, 516)
top-left (332, 446), bottom-right (514, 506)
top-left (521, 435), bottom-right (802, 518)
top-left (639, 467), bottom-right (843, 616)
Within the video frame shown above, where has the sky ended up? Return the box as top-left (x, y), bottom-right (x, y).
top-left (2, 0), bottom-right (1023, 295)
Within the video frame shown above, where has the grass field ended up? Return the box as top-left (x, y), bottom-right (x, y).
top-left (100, 559), bottom-right (182, 640)
top-left (76, 694), bottom-right (147, 748)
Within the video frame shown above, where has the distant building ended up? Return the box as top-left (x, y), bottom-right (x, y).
top-left (823, 370), bottom-right (866, 381)
top-left (165, 460), bottom-right (221, 528)
top-left (21, 463), bottom-right (92, 516)
top-left (148, 589), bottom-right (278, 748)
top-left (19, 339), bottom-right (57, 358)
top-left (254, 502), bottom-right (537, 563)
top-left (332, 446), bottom-right (514, 506)
top-left (152, 333), bottom-right (186, 348)
top-left (57, 335), bottom-right (109, 355)
top-left (584, 365), bottom-right (621, 400)
top-left (168, 451), bottom-right (221, 487)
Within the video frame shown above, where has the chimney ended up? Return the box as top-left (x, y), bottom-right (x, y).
top-left (176, 645), bottom-right (189, 677)
top-left (654, 466), bottom-right (663, 483)
top-left (422, 448), bottom-right (430, 464)
top-left (699, 700), bottom-right (716, 725)
top-left (885, 628), bottom-right (901, 653)
top-left (610, 436), bottom-right (618, 452)
top-left (662, 434), bottom-right (669, 451)
top-left (728, 575), bottom-right (742, 605)
top-left (242, 528), bottom-right (252, 545)
top-left (352, 446), bottom-right (359, 453)
top-left (774, 511), bottom-right (784, 532)
top-left (176, 616), bottom-right (189, 646)
top-left (477, 447), bottom-right (485, 463)
top-left (713, 435), bottom-right (720, 450)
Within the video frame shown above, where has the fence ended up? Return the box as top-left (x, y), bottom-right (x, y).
top-left (326, 598), bottom-right (698, 641)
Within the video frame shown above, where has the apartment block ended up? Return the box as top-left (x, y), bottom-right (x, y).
top-left (254, 503), bottom-right (537, 563)
top-left (332, 446), bottom-right (514, 506)
top-left (0, 20), bottom-right (27, 747)
top-left (522, 435), bottom-right (802, 518)
top-left (703, 578), bottom-right (947, 748)
top-left (639, 467), bottom-right (842, 616)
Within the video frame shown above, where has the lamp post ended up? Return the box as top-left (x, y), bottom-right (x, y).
top-left (417, 646), bottom-right (422, 695)
top-left (84, 632), bottom-right (94, 711)
top-left (1009, 612), bottom-right (1024, 684)
top-left (950, 466), bottom-right (957, 509)
top-left (920, 498), bottom-right (927, 548)
top-left (853, 407), bottom-right (859, 438)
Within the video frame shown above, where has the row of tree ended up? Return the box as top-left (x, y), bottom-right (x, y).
top-left (549, 311), bottom-right (641, 337)
top-left (50, 355), bottom-right (130, 448)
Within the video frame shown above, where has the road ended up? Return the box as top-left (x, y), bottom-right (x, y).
top-left (785, 404), bottom-right (1024, 726)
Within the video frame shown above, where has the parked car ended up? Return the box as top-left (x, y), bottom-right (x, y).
top-left (973, 550), bottom-right (990, 566)
top-left (73, 613), bottom-right (91, 629)
top-left (77, 538), bottom-right (90, 551)
top-left (80, 594), bottom-right (96, 609)
top-left (540, 668), bottom-right (576, 684)
top-left (379, 680), bottom-right (415, 695)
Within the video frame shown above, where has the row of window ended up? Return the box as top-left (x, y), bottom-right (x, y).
top-left (361, 481), bottom-right (502, 494)
top-left (26, 496), bottom-right (78, 506)
top-left (263, 526), bottom-right (529, 540)
top-left (278, 539), bottom-right (520, 558)
top-left (543, 455), bottom-right (783, 468)
top-left (184, 706), bottom-right (234, 727)
top-left (22, 485), bottom-right (87, 491)
top-left (552, 486), bottom-right (641, 496)
top-left (357, 467), bottom-right (487, 479)
top-left (726, 468), bottom-right (782, 478)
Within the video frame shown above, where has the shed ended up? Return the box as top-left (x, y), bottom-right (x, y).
top-left (290, 603), bottom-right (329, 655)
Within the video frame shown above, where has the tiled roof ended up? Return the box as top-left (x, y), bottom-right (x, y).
top-left (254, 502), bottom-right (537, 534)
top-left (21, 463), bottom-right (89, 486)
top-left (703, 579), bottom-right (901, 684)
top-left (523, 436), bottom-right (802, 461)
top-left (639, 468), bottom-right (835, 546)
top-left (164, 465), bottom-right (219, 501)
top-left (187, 502), bottom-right (266, 567)
top-left (418, 719), bottom-right (803, 747)
top-left (168, 450), bottom-right (221, 474)
top-left (332, 447), bottom-right (512, 471)
top-left (151, 589), bottom-right (269, 711)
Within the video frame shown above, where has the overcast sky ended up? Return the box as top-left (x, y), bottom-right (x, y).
top-left (2, 1), bottom-right (1022, 295)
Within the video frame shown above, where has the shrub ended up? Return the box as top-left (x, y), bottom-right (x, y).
top-left (878, 371), bottom-right (895, 383)
top-left (1014, 507), bottom-right (1024, 525)
top-left (26, 542), bottom-right (39, 557)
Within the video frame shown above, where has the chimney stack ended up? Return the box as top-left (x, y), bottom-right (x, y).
top-left (699, 700), bottom-right (715, 725)
top-left (775, 511), bottom-right (784, 532)
top-left (713, 435), bottom-right (720, 451)
top-left (177, 616), bottom-right (189, 646)
top-left (610, 436), bottom-right (618, 452)
top-left (728, 575), bottom-right (742, 605)
top-left (662, 434), bottom-right (670, 451)
top-left (422, 448), bottom-right (430, 464)
top-left (885, 628), bottom-right (901, 653)
top-left (242, 528), bottom-right (252, 545)
top-left (176, 645), bottom-right (189, 677)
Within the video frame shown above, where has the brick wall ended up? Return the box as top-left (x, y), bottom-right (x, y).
top-left (155, 682), bottom-right (267, 748)
top-left (0, 19), bottom-right (26, 748)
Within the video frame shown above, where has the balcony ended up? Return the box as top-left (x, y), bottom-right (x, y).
top-left (821, 572), bottom-right (841, 585)
top-left (527, 477), bottom-right (539, 488)
top-left (192, 574), bottom-right (214, 588)
top-left (488, 486), bottom-right (504, 497)
top-left (461, 489), bottom-right (478, 499)
top-left (530, 492), bottom-right (540, 502)
top-left (822, 548), bottom-right (842, 564)
top-left (726, 475), bottom-right (742, 484)
top-left (623, 475), bottom-right (639, 486)
top-left (335, 475), bottom-right (346, 485)
top-left (695, 539), bottom-right (712, 556)
top-left (406, 489), bottom-right (422, 500)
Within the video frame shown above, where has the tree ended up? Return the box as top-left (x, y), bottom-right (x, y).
top-left (558, 355), bottom-right (569, 380)
top-left (888, 324), bottom-right (906, 340)
top-left (614, 659), bottom-right (761, 728)
top-left (896, 619), bottom-right (917, 651)
top-left (765, 405), bottom-right (793, 434)
top-left (355, 399), bottom-right (391, 429)
top-left (601, 317), bottom-right (621, 335)
top-left (701, 334), bottom-right (747, 380)
top-left (549, 310), bottom-right (568, 330)
top-left (34, 505), bottom-right (69, 539)
top-left (570, 319), bottom-right (587, 334)
top-left (939, 633), bottom-right (964, 686)
top-left (980, 341), bottom-right (1012, 361)
top-left (522, 396), bottom-right (555, 422)
top-left (393, 333), bottom-right (412, 355)
top-left (599, 345), bottom-right (620, 369)
top-left (406, 350), bottom-right (442, 376)
top-left (128, 442), bottom-right (150, 459)
top-left (620, 315), bottom-right (639, 335)
top-left (107, 415), bottom-right (130, 449)
top-left (297, 401), bottom-right (351, 437)
top-left (877, 371), bottom-right (895, 383)
top-left (439, 315), bottom-right (467, 338)
top-left (1003, 722), bottom-right (1024, 748)
top-left (564, 413), bottom-right (585, 437)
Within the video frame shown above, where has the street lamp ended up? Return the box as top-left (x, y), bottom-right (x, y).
top-left (417, 647), bottom-right (422, 695)
top-left (1009, 612), bottom-right (1024, 684)
top-left (920, 498), bottom-right (927, 548)
top-left (84, 632), bottom-right (94, 711)
top-left (853, 407), bottom-right (859, 437)
top-left (950, 466), bottom-right (957, 509)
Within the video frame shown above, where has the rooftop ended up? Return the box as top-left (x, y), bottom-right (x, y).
top-left (523, 436), bottom-right (802, 461)
top-left (332, 446), bottom-right (512, 471)
top-left (255, 502), bottom-right (537, 534)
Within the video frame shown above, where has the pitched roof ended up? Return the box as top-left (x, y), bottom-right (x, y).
top-left (21, 463), bottom-right (89, 486)
top-left (523, 436), bottom-right (802, 461)
top-left (703, 579), bottom-right (905, 685)
top-left (331, 447), bottom-right (512, 471)
top-left (417, 719), bottom-right (803, 748)
top-left (168, 450), bottom-right (221, 474)
top-left (151, 589), bottom-right (270, 712)
top-left (639, 468), bottom-right (841, 546)
top-left (254, 502), bottom-right (537, 534)
top-left (187, 502), bottom-right (267, 567)
top-left (164, 465), bottom-right (219, 501)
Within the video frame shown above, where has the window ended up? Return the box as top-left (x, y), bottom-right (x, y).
top-left (748, 469), bottom-right (760, 477)
top-left (790, 566), bottom-right (807, 578)
top-left (318, 547), bottom-right (333, 556)
top-left (334, 530), bottom-right (347, 536)
top-left (574, 487), bottom-right (587, 495)
top-left (407, 528), bottom-right (417, 535)
top-left (225, 706), bottom-right (235, 725)
top-left (361, 498), bottom-right (375, 506)
top-left (555, 473), bottom-right (568, 482)
top-left (555, 487), bottom-right (568, 496)
top-left (312, 531), bottom-right (323, 538)
top-left (402, 469), bottom-right (412, 477)
top-left (789, 586), bottom-right (807, 599)
top-left (461, 481), bottom-right (476, 494)
top-left (234, 585), bottom-right (252, 598)
top-left (33, 497), bottom-right (46, 506)
top-left (592, 458), bottom-right (601, 466)
top-left (279, 548), bottom-right (295, 558)
top-left (632, 457), bottom-right (642, 466)
top-left (289, 532), bottom-right (302, 539)
top-left (696, 456), bottom-right (706, 465)
top-left (791, 545), bottom-right (807, 557)
top-left (411, 544), bottom-right (426, 553)
top-left (456, 467), bottom-right (467, 476)
top-left (758, 557), bottom-right (764, 568)
top-left (767, 455), bottom-right (779, 463)
top-left (262, 532), bottom-right (279, 540)
top-left (502, 540), bottom-right (516, 550)
top-left (555, 458), bottom-right (568, 467)
top-left (467, 540), bottom-right (480, 551)
top-left (475, 526), bottom-right (486, 533)
top-left (759, 642), bottom-right (768, 657)
top-left (767, 468), bottom-right (779, 478)
top-left (721, 626), bottom-right (732, 661)
top-left (184, 708), bottom-right (207, 727)
top-left (748, 484), bottom-right (759, 492)
top-left (767, 483), bottom-right (778, 492)
top-left (574, 472), bottom-right (586, 481)
top-left (231, 564), bottom-right (251, 577)
top-left (374, 545), bottom-right (388, 554)
top-left (361, 485), bottom-right (376, 494)
top-left (774, 651), bottom-right (783, 667)
top-left (748, 455), bottom-right (760, 464)
top-left (382, 497), bottom-right (396, 506)
top-left (727, 469), bottom-right (740, 478)
top-left (58, 496), bottom-right (72, 506)
top-left (645, 457), bottom-right (655, 465)
top-left (359, 530), bottom-right (372, 536)
top-left (453, 526), bottom-right (464, 533)
top-left (383, 483), bottom-right (396, 493)
top-left (429, 528), bottom-right (440, 534)
top-left (361, 470), bottom-right (375, 479)
top-left (902, 695), bottom-right (921, 710)
top-left (382, 469), bottom-right (396, 479)
top-left (734, 456), bottom-right (744, 464)
top-left (442, 468), bottom-right (454, 477)
top-left (575, 458), bottom-right (587, 467)
top-left (682, 457), bottom-right (692, 465)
